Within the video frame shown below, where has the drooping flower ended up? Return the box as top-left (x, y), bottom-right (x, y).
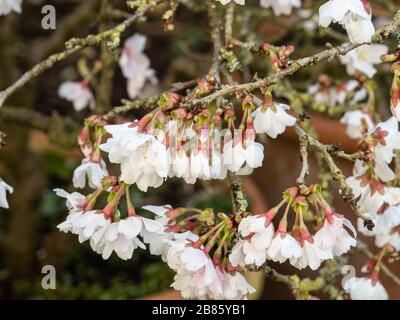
top-left (99, 123), bottom-right (169, 192)
top-left (373, 117), bottom-right (400, 165)
top-left (0, 179), bottom-right (13, 209)
top-left (339, 45), bottom-right (388, 78)
top-left (229, 214), bottom-right (274, 267)
top-left (119, 34), bottom-right (157, 99)
top-left (344, 276), bottom-right (388, 300)
top-left (53, 188), bottom-right (86, 213)
top-left (260, 0), bottom-right (301, 16)
top-left (0, 0), bottom-right (22, 16)
top-left (58, 210), bottom-right (109, 244)
top-left (223, 130), bottom-right (264, 173)
top-left (72, 159), bottom-right (108, 189)
top-left (219, 271), bottom-right (256, 300)
top-left (290, 238), bottom-right (332, 270)
top-left (314, 213), bottom-right (357, 257)
top-left (267, 232), bottom-right (302, 263)
top-left (90, 216), bottom-right (154, 260)
top-left (340, 110), bottom-right (374, 139)
top-left (319, 0), bottom-right (375, 44)
top-left (58, 80), bottom-right (95, 111)
top-left (346, 161), bottom-right (400, 214)
top-left (252, 102), bottom-right (297, 139)
top-left (358, 205), bottom-right (400, 250)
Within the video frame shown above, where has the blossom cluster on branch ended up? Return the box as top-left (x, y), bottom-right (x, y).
top-left (1, 0), bottom-right (400, 300)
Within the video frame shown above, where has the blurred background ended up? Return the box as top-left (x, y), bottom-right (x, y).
top-left (0, 0), bottom-right (399, 299)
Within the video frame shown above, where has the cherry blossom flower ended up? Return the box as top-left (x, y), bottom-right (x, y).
top-left (217, 0), bottom-right (245, 5)
top-left (358, 205), bottom-right (400, 250)
top-left (344, 277), bottom-right (388, 300)
top-left (340, 110), bottom-right (374, 139)
top-left (165, 232), bottom-right (254, 300)
top-left (72, 159), bottom-right (108, 189)
top-left (308, 78), bottom-right (366, 108)
top-left (100, 123), bottom-right (169, 192)
top-left (229, 214), bottom-right (274, 267)
top-left (58, 80), bottom-right (95, 111)
top-left (0, 0), bottom-right (22, 16)
top-left (339, 45), bottom-right (388, 78)
top-left (57, 210), bottom-right (109, 244)
top-left (0, 179), bottom-right (13, 209)
top-left (267, 232), bottom-right (302, 263)
top-left (373, 117), bottom-right (400, 165)
top-left (346, 160), bottom-right (400, 214)
top-left (319, 0), bottom-right (375, 44)
top-left (290, 238), bottom-right (332, 270)
top-left (223, 133), bottom-right (264, 173)
top-left (314, 213), bottom-right (357, 257)
top-left (90, 216), bottom-right (151, 260)
top-left (53, 188), bottom-right (86, 213)
top-left (252, 103), bottom-right (297, 138)
top-left (260, 0), bottom-right (301, 16)
top-left (218, 271), bottom-right (256, 300)
top-left (166, 239), bottom-right (217, 298)
top-left (119, 34), bottom-right (157, 99)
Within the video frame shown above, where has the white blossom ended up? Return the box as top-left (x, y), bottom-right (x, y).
top-left (314, 214), bottom-right (357, 257)
top-left (90, 215), bottom-right (162, 260)
top-left (0, 0), bottom-right (22, 16)
top-left (374, 117), bottom-right (400, 165)
top-left (252, 103), bottom-right (297, 139)
top-left (339, 45), bottom-right (388, 78)
top-left (100, 123), bottom-right (169, 192)
top-left (229, 215), bottom-right (274, 267)
top-left (219, 271), bottom-right (256, 300)
top-left (119, 34), bottom-right (157, 99)
top-left (57, 210), bottom-right (109, 244)
top-left (58, 81), bottom-right (95, 111)
top-left (223, 136), bottom-right (264, 173)
top-left (267, 232), bottom-right (302, 263)
top-left (167, 239), bottom-right (218, 299)
top-left (53, 188), bottom-right (86, 213)
top-left (347, 169), bottom-right (400, 214)
top-left (319, 0), bottom-right (375, 44)
top-left (72, 159), bottom-right (108, 189)
top-left (340, 110), bottom-right (374, 139)
top-left (260, 0), bottom-right (301, 16)
top-left (290, 239), bottom-right (332, 270)
top-left (0, 180), bottom-right (13, 209)
top-left (344, 277), bottom-right (388, 300)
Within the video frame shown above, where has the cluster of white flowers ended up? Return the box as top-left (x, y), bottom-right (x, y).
top-left (319, 0), bottom-right (375, 44)
top-left (0, 179), bottom-right (13, 209)
top-left (167, 236), bottom-right (255, 299)
top-left (0, 0), bottom-right (22, 16)
top-left (339, 115), bottom-right (400, 300)
top-left (99, 101), bottom-right (296, 191)
top-left (308, 78), bottom-right (367, 109)
top-left (56, 190), bottom-right (171, 260)
top-left (119, 34), bottom-right (158, 99)
top-left (229, 191), bottom-right (356, 271)
top-left (58, 80), bottom-right (95, 112)
top-left (56, 193), bottom-right (256, 299)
